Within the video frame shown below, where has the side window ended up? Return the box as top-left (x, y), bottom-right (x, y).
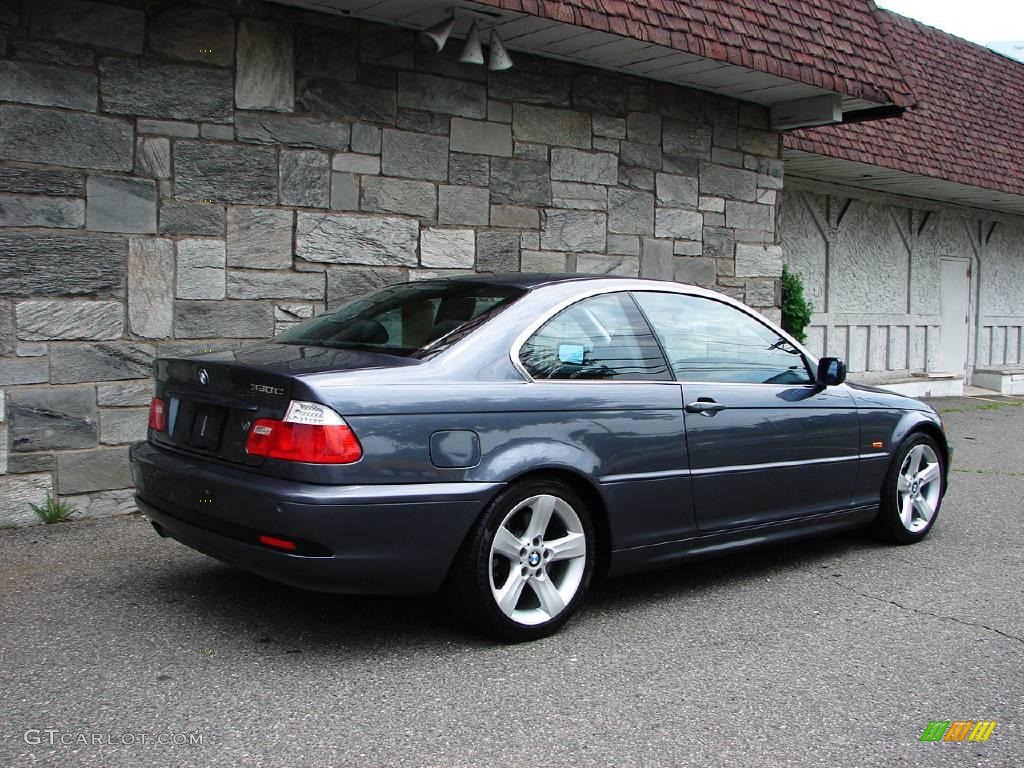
top-left (632, 292), bottom-right (812, 384)
top-left (519, 292), bottom-right (670, 381)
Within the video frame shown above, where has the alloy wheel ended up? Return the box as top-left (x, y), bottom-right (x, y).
top-left (896, 443), bottom-right (942, 533)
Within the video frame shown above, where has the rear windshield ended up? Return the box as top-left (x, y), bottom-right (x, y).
top-left (274, 281), bottom-right (526, 357)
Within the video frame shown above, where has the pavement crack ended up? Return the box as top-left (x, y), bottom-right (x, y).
top-left (793, 565), bottom-right (1024, 645)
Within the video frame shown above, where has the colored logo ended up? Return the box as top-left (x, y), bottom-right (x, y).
top-left (920, 720), bottom-right (997, 742)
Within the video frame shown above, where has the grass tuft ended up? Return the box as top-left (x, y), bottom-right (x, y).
top-left (29, 496), bottom-right (78, 525)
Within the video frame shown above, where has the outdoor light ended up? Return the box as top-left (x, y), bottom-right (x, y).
top-left (459, 21), bottom-right (485, 65)
top-left (488, 28), bottom-right (513, 71)
top-left (420, 13), bottom-right (455, 53)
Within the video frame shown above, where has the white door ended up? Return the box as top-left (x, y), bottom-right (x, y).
top-left (939, 258), bottom-right (970, 374)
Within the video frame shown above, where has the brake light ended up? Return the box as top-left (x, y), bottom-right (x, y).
top-left (148, 397), bottom-right (166, 432)
top-left (259, 534), bottom-right (297, 551)
top-left (245, 400), bottom-right (362, 464)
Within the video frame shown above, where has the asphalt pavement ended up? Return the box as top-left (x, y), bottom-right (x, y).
top-left (1, 396), bottom-right (1021, 767)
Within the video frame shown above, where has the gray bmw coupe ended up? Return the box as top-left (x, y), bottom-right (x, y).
top-left (131, 275), bottom-right (949, 641)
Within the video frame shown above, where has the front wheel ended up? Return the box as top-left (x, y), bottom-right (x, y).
top-left (873, 433), bottom-right (946, 544)
top-left (446, 478), bottom-right (595, 642)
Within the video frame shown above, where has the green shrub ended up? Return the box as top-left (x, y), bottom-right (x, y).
top-left (30, 496), bottom-right (77, 524)
top-left (781, 265), bottom-right (813, 343)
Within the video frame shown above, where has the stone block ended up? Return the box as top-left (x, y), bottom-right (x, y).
top-left (0, 106), bottom-right (132, 171)
top-left (607, 234), bottom-right (640, 256)
top-left (656, 173), bottom-right (699, 208)
top-left (280, 149), bottom-right (330, 208)
top-left (100, 408), bottom-right (148, 445)
top-left (420, 228), bottom-right (476, 268)
top-left (640, 238), bottom-right (674, 280)
top-left (159, 201), bottom-right (224, 236)
top-left (439, 186), bottom-right (489, 226)
top-left (663, 155), bottom-right (699, 177)
top-left (297, 78), bottom-right (396, 124)
top-left (397, 109), bottom-right (450, 136)
top-left (520, 250), bottom-right (566, 272)
top-left (7, 453), bottom-right (56, 475)
top-left (491, 205), bottom-right (539, 229)
top-left (236, 19), bottom-right (293, 111)
top-left (235, 113), bottom-right (350, 151)
top-left (0, 60), bottom-right (97, 111)
top-left (12, 40), bottom-right (94, 68)
top-left (227, 270), bottom-right (325, 300)
top-left (295, 24), bottom-right (358, 78)
top-left (674, 240), bottom-right (702, 256)
top-left (476, 231), bottom-right (521, 273)
top-left (100, 57), bottom-right (232, 122)
top-left (62, 488), bottom-right (137, 519)
top-left (296, 212), bottom-right (419, 267)
top-left (201, 124), bottom-right (234, 140)
top-left (745, 278), bottom-right (777, 308)
top-left (738, 128), bottom-right (779, 157)
top-left (514, 143), bottom-right (548, 161)
top-left (381, 130), bottom-right (448, 182)
top-left (137, 119), bottom-right (198, 138)
top-left (735, 243), bottom-right (784, 278)
top-left (97, 381), bottom-right (152, 407)
top-left (488, 101), bottom-right (512, 123)
top-left (577, 255), bottom-right (639, 277)
top-left (726, 201), bottom-right (775, 232)
top-left (351, 123), bottom-right (382, 155)
top-left (136, 137), bottom-right (170, 178)
top-left (513, 104), bottom-right (591, 149)
top-left (699, 196), bottom-right (726, 213)
top-left (16, 300), bottom-right (122, 341)
top-left (174, 142), bottom-right (278, 205)
top-left (626, 112), bottom-right (662, 145)
top-left (58, 447), bottom-right (131, 494)
top-left (711, 147), bottom-right (744, 167)
top-left (489, 158), bottom-right (551, 206)
top-left (326, 267), bottom-right (407, 308)
top-left (8, 387), bottom-right (97, 451)
top-left (86, 176), bottom-right (156, 234)
top-left (0, 473), bottom-right (53, 528)
top-left (360, 22), bottom-right (414, 68)
top-left (0, 233), bottom-right (124, 297)
top-left (608, 188), bottom-right (654, 235)
top-left (50, 342), bottom-right (155, 383)
top-left (0, 167), bottom-right (83, 197)
top-left (148, 5), bottom-right (234, 66)
top-left (332, 153), bottom-right (380, 175)
top-left (655, 208), bottom-right (703, 240)
top-left (30, 0), bottom-right (144, 53)
top-left (663, 120), bottom-right (712, 158)
top-left (0, 194), bottom-right (83, 228)
top-left (0, 301), bottom-right (11, 356)
top-left (541, 210), bottom-right (606, 253)
top-left (226, 207), bottom-right (293, 269)
top-left (619, 167), bottom-right (655, 191)
top-left (593, 138), bottom-right (620, 153)
top-left (128, 237), bottom-right (174, 339)
top-left (593, 115), bottom-right (626, 139)
top-left (489, 68), bottom-right (571, 107)
top-left (450, 154), bottom-right (490, 186)
top-left (619, 141), bottom-right (662, 170)
top-left (176, 239), bottom-right (226, 300)
top-left (450, 118), bottom-right (513, 157)
top-left (551, 148), bottom-right (618, 185)
top-left (174, 301), bottom-right (274, 339)
top-left (331, 173), bottom-right (360, 211)
top-left (397, 73), bottom-right (486, 118)
top-left (0, 358), bottom-right (49, 386)
top-left (552, 181), bottom-right (607, 210)
top-left (700, 163), bottom-right (758, 202)
top-left (361, 177), bottom-right (436, 220)
top-left (674, 256), bottom-right (716, 286)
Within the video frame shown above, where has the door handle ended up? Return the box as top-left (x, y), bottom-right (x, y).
top-left (685, 399), bottom-right (726, 416)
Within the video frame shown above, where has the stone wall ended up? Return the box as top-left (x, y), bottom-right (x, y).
top-left (780, 181), bottom-right (1024, 380)
top-left (0, 0), bottom-right (785, 525)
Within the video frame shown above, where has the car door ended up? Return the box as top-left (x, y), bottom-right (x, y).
top-left (632, 291), bottom-right (860, 532)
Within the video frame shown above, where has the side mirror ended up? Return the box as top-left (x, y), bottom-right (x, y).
top-left (816, 357), bottom-right (847, 387)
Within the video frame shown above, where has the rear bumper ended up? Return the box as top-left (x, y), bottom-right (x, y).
top-left (130, 442), bottom-right (499, 595)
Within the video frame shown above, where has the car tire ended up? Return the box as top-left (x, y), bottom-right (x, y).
top-left (873, 432), bottom-right (946, 544)
top-left (446, 477), bottom-right (596, 642)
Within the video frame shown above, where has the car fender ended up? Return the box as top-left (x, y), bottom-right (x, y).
top-left (465, 436), bottom-right (603, 485)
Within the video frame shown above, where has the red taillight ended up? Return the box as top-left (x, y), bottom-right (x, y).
top-left (259, 534), bottom-right (297, 551)
top-left (148, 397), bottom-right (166, 432)
top-left (245, 401), bottom-right (362, 464)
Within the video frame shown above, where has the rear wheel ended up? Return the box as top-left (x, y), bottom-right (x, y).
top-left (874, 433), bottom-right (945, 544)
top-left (447, 478), bottom-right (595, 642)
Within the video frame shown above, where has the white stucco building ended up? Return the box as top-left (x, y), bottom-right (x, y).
top-left (780, 11), bottom-right (1024, 396)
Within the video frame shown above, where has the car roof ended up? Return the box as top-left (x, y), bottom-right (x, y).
top-left (440, 273), bottom-right (665, 290)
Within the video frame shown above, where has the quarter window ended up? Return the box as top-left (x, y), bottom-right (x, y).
top-left (632, 292), bottom-right (812, 384)
top-left (519, 292), bottom-right (670, 381)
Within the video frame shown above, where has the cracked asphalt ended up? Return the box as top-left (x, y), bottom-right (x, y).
top-left (1, 397), bottom-right (1021, 767)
